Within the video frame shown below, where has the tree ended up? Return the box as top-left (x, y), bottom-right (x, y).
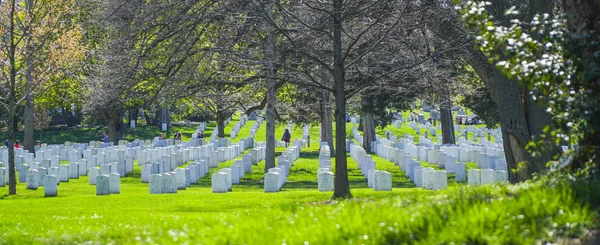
top-left (422, 0), bottom-right (562, 182)
top-left (269, 0), bottom-right (430, 198)
top-left (0, 0), bottom-right (83, 195)
top-left (459, 0), bottom-right (600, 170)
top-left (21, 0), bottom-right (85, 153)
top-left (83, 0), bottom-right (219, 142)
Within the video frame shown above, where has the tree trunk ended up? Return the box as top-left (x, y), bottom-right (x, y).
top-left (23, 62), bottom-right (35, 154)
top-left (423, 0), bottom-right (549, 182)
top-left (128, 109), bottom-right (138, 128)
top-left (23, 0), bottom-right (35, 154)
top-left (264, 0), bottom-right (277, 172)
top-left (320, 91), bottom-right (335, 155)
top-left (468, 49), bottom-right (537, 182)
top-left (160, 107), bottom-right (168, 131)
top-left (332, 0), bottom-right (351, 199)
top-left (216, 110), bottom-right (226, 138)
top-left (361, 96), bottom-right (376, 153)
top-left (440, 92), bottom-right (455, 145)
top-left (7, 0), bottom-right (17, 195)
top-left (107, 113), bottom-right (118, 143)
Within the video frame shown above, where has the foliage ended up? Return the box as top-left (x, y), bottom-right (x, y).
top-left (457, 0), bottom-right (599, 168)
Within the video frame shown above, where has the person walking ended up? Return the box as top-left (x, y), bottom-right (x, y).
top-left (103, 133), bottom-right (109, 143)
top-left (14, 140), bottom-right (20, 149)
top-left (282, 129), bottom-right (291, 147)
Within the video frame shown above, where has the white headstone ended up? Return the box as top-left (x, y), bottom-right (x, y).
top-left (468, 169), bottom-right (481, 186)
top-left (211, 172), bottom-right (228, 193)
top-left (455, 163), bottom-right (467, 182)
top-left (318, 171), bottom-right (334, 192)
top-left (89, 167), bottom-right (100, 185)
top-left (480, 169), bottom-right (495, 185)
top-left (69, 162), bottom-right (79, 179)
top-left (44, 175), bottom-right (58, 197)
top-left (174, 168), bottom-right (186, 190)
top-left (109, 173), bottom-right (120, 194)
top-left (264, 172), bottom-right (280, 192)
top-left (373, 171), bottom-right (392, 191)
top-left (149, 174), bottom-right (162, 194)
top-left (26, 169), bottom-right (39, 190)
top-left (220, 168), bottom-right (232, 191)
top-left (96, 175), bottom-right (110, 195)
top-left (59, 165), bottom-right (69, 182)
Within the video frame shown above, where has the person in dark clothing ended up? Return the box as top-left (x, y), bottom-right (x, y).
top-left (282, 129), bottom-right (291, 147)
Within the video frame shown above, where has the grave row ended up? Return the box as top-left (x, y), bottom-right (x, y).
top-left (264, 145), bottom-right (301, 192)
top-left (349, 143), bottom-right (392, 191)
top-left (317, 142), bottom-right (333, 192)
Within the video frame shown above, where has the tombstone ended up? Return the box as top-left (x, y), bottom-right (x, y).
top-left (408, 161), bottom-right (421, 182)
top-left (219, 168), bottom-right (232, 191)
top-left (77, 159), bottom-right (88, 176)
top-left (433, 170), bottom-right (448, 190)
top-left (96, 175), bottom-right (110, 195)
top-left (59, 165), bottom-right (69, 182)
top-left (26, 169), bottom-right (39, 190)
top-left (161, 173), bottom-right (174, 194)
top-left (174, 168), bottom-right (187, 190)
top-left (69, 162), bottom-right (79, 179)
top-left (101, 164), bottom-right (111, 175)
top-left (422, 168), bottom-right (436, 190)
top-left (89, 167), bottom-right (100, 185)
top-left (185, 168), bottom-right (191, 187)
top-left (230, 164), bottom-right (240, 184)
top-left (151, 162), bottom-right (160, 175)
top-left (149, 174), bottom-right (162, 194)
top-left (455, 163), bottom-right (467, 182)
top-left (116, 160), bottom-right (126, 177)
top-left (468, 169), bottom-right (481, 186)
top-left (480, 169), bottom-right (495, 185)
top-left (109, 173), bottom-right (120, 194)
top-left (141, 164), bottom-right (151, 183)
top-left (48, 167), bottom-right (59, 185)
top-left (0, 167), bottom-right (5, 187)
top-left (318, 171), bottom-right (334, 192)
top-left (495, 170), bottom-right (507, 182)
top-left (211, 172), bottom-right (228, 193)
top-left (44, 175), bottom-right (58, 197)
top-left (17, 164), bottom-right (29, 183)
top-left (367, 169), bottom-right (376, 188)
top-left (125, 156), bottom-right (134, 173)
top-left (444, 155), bottom-right (457, 174)
top-left (264, 172), bottom-right (280, 192)
top-left (50, 155), bottom-right (60, 167)
top-left (414, 166), bottom-right (424, 187)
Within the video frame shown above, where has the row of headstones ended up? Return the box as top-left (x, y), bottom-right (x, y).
top-left (149, 161), bottom-right (212, 194)
top-left (264, 145), bottom-right (300, 193)
top-left (368, 137), bottom-right (451, 190)
top-left (213, 147), bottom-right (262, 193)
top-left (375, 137), bottom-right (507, 188)
top-left (211, 143), bottom-right (266, 193)
top-left (142, 160), bottom-right (208, 184)
top-left (230, 115), bottom-right (248, 139)
top-left (348, 143), bottom-right (392, 191)
top-left (317, 143), bottom-right (334, 192)
top-left (390, 136), bottom-right (508, 175)
top-left (248, 117), bottom-right (264, 138)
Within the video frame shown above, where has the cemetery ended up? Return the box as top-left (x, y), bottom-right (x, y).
top-left (0, 0), bottom-right (598, 244)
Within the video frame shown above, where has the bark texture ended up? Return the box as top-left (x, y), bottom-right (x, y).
top-left (332, 0), bottom-right (351, 199)
top-left (320, 91), bottom-right (335, 155)
top-left (361, 96), bottom-right (377, 153)
top-left (264, 0), bottom-right (277, 172)
top-left (440, 92), bottom-right (455, 145)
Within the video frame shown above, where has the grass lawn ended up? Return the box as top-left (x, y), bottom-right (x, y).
top-left (0, 113), bottom-right (597, 244)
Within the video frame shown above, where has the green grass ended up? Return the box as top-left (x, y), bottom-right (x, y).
top-left (0, 112), bottom-right (596, 244)
top-left (0, 156), bottom-right (594, 244)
